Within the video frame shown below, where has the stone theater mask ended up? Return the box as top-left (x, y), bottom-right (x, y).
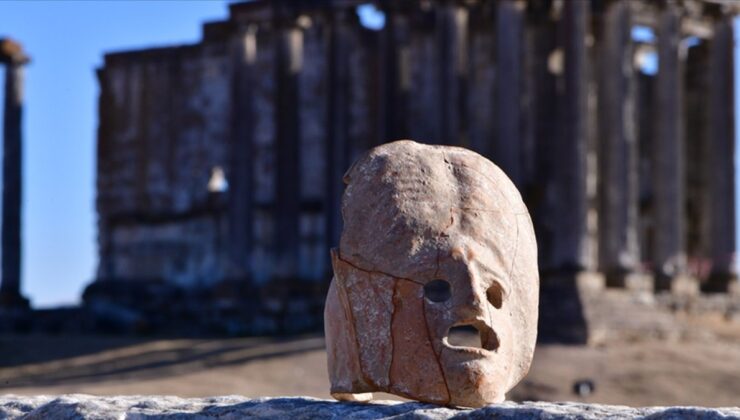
top-left (324, 140), bottom-right (539, 407)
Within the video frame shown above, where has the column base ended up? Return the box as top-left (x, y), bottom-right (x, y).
top-left (701, 272), bottom-right (737, 293)
top-left (0, 290), bottom-right (29, 310)
top-left (539, 270), bottom-right (604, 344)
top-left (545, 270), bottom-right (606, 291)
top-left (605, 271), bottom-right (653, 291)
top-left (731, 281), bottom-right (740, 296)
top-left (654, 274), bottom-right (698, 295)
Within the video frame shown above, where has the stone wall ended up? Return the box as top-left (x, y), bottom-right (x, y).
top-left (1, 395), bottom-right (738, 419)
top-left (97, 41), bottom-right (233, 286)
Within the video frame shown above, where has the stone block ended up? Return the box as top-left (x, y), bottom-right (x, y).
top-left (1, 395), bottom-right (739, 419)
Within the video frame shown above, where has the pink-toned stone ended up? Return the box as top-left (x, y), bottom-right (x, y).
top-left (324, 278), bottom-right (372, 395)
top-left (324, 140), bottom-right (539, 407)
top-left (333, 251), bottom-right (394, 389)
top-left (389, 279), bottom-right (449, 404)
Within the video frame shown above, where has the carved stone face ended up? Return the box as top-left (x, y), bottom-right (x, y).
top-left (324, 140), bottom-right (538, 407)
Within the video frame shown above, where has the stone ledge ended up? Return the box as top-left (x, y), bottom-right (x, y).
top-left (1, 395), bottom-right (739, 419)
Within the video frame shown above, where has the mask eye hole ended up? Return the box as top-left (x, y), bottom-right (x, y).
top-left (424, 279), bottom-right (451, 302)
top-left (487, 283), bottom-right (503, 309)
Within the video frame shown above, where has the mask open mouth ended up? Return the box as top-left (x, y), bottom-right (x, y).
top-left (444, 322), bottom-right (499, 353)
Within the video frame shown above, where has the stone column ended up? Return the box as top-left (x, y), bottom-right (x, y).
top-left (536, 1), bottom-right (602, 343)
top-left (548, 0), bottom-right (594, 275)
top-left (597, 1), bottom-right (640, 288)
top-left (378, 2), bottom-right (409, 143)
top-left (326, 11), bottom-right (351, 255)
top-left (522, 4), bottom-right (557, 238)
top-left (683, 41), bottom-right (710, 281)
top-left (0, 39), bottom-right (28, 308)
top-left (653, 4), bottom-right (689, 292)
top-left (274, 20), bottom-right (302, 280)
top-left (703, 16), bottom-right (737, 292)
top-left (437, 1), bottom-right (468, 146)
top-left (494, 0), bottom-right (524, 186)
top-left (227, 26), bottom-right (257, 280)
top-left (521, 5), bottom-right (554, 195)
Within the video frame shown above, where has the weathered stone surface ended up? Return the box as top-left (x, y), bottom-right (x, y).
top-left (390, 279), bottom-right (449, 404)
top-left (325, 141), bottom-right (539, 407)
top-left (97, 43), bottom-right (233, 287)
top-left (334, 251), bottom-right (395, 389)
top-left (1, 395), bottom-right (739, 419)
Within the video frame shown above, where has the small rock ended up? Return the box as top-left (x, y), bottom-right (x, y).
top-left (573, 379), bottom-right (595, 397)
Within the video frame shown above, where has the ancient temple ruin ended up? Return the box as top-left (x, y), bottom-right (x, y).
top-left (89, 0), bottom-right (739, 334)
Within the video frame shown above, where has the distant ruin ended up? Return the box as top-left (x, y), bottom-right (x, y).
top-left (82, 0), bottom-right (739, 337)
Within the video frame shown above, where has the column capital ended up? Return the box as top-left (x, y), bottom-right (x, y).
top-left (0, 38), bottom-right (29, 66)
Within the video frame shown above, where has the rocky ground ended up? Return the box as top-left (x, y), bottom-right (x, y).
top-left (1, 310), bottom-right (739, 408)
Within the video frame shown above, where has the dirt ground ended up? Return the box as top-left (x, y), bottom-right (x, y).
top-left (1, 314), bottom-right (739, 407)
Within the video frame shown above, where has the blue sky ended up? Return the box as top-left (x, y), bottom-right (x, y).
top-left (0, 3), bottom-right (737, 307)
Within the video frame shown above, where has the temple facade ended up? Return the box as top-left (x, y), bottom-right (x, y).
top-left (91, 0), bottom-right (739, 313)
